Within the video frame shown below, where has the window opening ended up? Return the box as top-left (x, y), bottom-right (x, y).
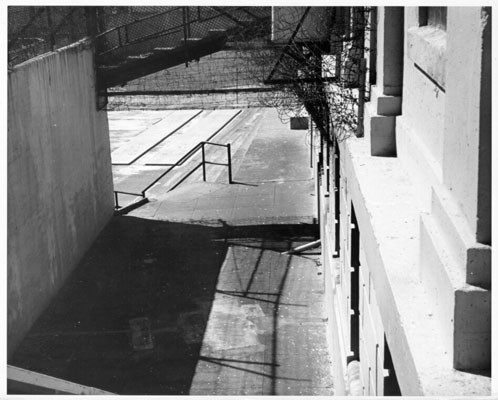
top-left (419, 7), bottom-right (447, 31)
top-left (349, 203), bottom-right (360, 360)
top-left (383, 335), bottom-right (401, 395)
top-left (333, 139), bottom-right (341, 257)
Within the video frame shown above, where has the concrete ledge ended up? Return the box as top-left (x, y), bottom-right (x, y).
top-left (8, 365), bottom-right (114, 395)
top-left (339, 135), bottom-right (490, 395)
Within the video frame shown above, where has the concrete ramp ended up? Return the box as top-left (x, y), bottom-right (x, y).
top-left (111, 109), bottom-right (202, 165)
top-left (143, 109), bottom-right (241, 165)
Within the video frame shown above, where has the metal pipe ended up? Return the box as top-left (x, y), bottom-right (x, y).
top-left (283, 239), bottom-right (321, 255)
top-left (114, 192), bottom-right (120, 209)
top-left (310, 122), bottom-right (313, 168)
top-left (227, 144), bottom-right (232, 184)
top-left (114, 190), bottom-right (143, 197)
top-left (202, 142), bottom-right (206, 181)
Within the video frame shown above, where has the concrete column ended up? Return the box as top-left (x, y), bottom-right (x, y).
top-left (442, 7), bottom-right (491, 246)
top-left (377, 7), bottom-right (404, 96)
top-left (365, 7), bottom-right (404, 156)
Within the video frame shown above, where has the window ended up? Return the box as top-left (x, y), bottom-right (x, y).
top-left (419, 7), bottom-right (447, 31)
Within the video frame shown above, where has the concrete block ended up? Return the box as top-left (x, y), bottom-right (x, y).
top-left (370, 86), bottom-right (402, 116)
top-left (419, 213), bottom-right (491, 370)
top-left (454, 288), bottom-right (491, 370)
top-left (290, 117), bottom-right (309, 130)
top-left (466, 247), bottom-right (491, 289)
top-left (364, 103), bottom-right (396, 157)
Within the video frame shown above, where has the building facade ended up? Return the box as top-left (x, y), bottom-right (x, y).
top-left (309, 6), bottom-right (491, 395)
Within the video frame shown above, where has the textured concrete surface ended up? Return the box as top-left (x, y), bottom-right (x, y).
top-left (141, 109), bottom-right (241, 165)
top-left (337, 134), bottom-right (491, 395)
top-left (8, 41), bottom-right (114, 359)
top-left (110, 109), bottom-right (200, 164)
top-left (10, 107), bottom-right (334, 395)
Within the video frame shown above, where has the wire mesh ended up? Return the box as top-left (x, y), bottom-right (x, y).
top-left (8, 6), bottom-right (90, 66)
top-left (8, 6), bottom-right (373, 143)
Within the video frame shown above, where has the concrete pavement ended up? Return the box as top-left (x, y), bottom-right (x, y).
top-left (10, 107), bottom-right (334, 395)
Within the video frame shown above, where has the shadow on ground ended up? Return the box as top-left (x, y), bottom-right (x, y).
top-left (10, 215), bottom-right (318, 395)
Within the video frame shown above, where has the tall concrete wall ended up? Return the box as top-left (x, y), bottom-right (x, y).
top-left (8, 40), bottom-right (114, 359)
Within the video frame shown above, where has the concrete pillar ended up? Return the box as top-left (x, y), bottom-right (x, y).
top-left (365, 7), bottom-right (404, 156)
top-left (376, 7), bottom-right (404, 96)
top-left (442, 7), bottom-right (491, 246)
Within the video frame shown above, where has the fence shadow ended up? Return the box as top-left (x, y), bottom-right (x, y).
top-left (9, 214), bottom-right (317, 395)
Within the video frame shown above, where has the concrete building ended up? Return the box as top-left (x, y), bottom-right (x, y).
top-left (310, 6), bottom-right (491, 395)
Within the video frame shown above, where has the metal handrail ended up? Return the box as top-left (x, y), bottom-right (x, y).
top-left (95, 7), bottom-right (244, 59)
top-left (113, 140), bottom-right (232, 209)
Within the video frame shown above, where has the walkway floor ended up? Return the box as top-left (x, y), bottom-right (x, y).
top-left (10, 108), bottom-right (334, 395)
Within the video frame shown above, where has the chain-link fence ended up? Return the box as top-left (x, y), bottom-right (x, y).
top-left (8, 6), bottom-right (91, 67)
top-left (9, 6), bottom-right (373, 142)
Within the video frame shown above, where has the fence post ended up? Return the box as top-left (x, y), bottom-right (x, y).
top-left (201, 142), bottom-right (206, 181)
top-left (227, 144), bottom-right (232, 184)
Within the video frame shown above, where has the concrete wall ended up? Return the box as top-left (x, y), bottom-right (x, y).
top-left (8, 40), bottom-right (114, 359)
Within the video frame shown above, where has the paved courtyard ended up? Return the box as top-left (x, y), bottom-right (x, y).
top-left (10, 108), bottom-right (334, 395)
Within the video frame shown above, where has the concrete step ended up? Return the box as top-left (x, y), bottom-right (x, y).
top-left (419, 212), bottom-right (491, 370)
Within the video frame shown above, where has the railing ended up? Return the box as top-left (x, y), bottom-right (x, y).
top-left (95, 7), bottom-right (270, 65)
top-left (113, 141), bottom-right (232, 209)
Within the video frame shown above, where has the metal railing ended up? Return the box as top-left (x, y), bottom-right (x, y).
top-left (113, 140), bottom-right (232, 209)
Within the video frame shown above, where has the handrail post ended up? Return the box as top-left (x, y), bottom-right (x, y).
top-left (114, 191), bottom-right (120, 209)
top-left (227, 143), bottom-right (232, 184)
top-left (201, 142), bottom-right (206, 182)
